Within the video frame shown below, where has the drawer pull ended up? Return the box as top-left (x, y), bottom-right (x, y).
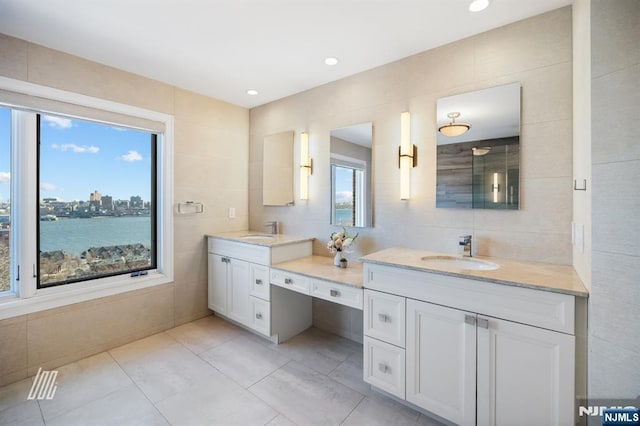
top-left (477, 317), bottom-right (489, 329)
top-left (284, 278), bottom-right (293, 284)
top-left (464, 314), bottom-right (476, 326)
top-left (330, 289), bottom-right (340, 297)
top-left (255, 279), bottom-right (263, 285)
top-left (255, 312), bottom-right (263, 320)
top-left (378, 363), bottom-right (390, 374)
top-left (378, 313), bottom-right (391, 323)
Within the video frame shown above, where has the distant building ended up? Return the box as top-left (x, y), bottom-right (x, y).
top-left (90, 190), bottom-right (102, 209)
top-left (130, 195), bottom-right (143, 208)
top-left (114, 200), bottom-right (130, 210)
top-left (101, 195), bottom-right (113, 210)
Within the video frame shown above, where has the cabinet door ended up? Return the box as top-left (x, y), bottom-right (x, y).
top-left (226, 258), bottom-right (251, 325)
top-left (476, 317), bottom-right (575, 426)
top-left (208, 254), bottom-right (228, 314)
top-left (406, 299), bottom-right (476, 426)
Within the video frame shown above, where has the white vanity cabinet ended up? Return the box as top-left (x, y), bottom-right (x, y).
top-left (363, 263), bottom-right (580, 426)
top-left (207, 236), bottom-right (312, 338)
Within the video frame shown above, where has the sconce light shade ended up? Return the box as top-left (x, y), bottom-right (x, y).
top-left (299, 132), bottom-right (312, 200)
top-left (399, 112), bottom-right (416, 200)
top-left (439, 112), bottom-right (471, 137)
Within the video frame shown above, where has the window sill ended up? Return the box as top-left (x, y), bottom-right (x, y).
top-left (0, 271), bottom-right (173, 320)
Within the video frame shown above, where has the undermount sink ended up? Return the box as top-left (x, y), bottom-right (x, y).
top-left (420, 255), bottom-right (499, 271)
top-left (240, 234), bottom-right (276, 240)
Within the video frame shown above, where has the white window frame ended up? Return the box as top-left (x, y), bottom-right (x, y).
top-left (0, 76), bottom-right (174, 320)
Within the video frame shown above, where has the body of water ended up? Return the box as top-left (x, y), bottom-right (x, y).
top-left (40, 216), bottom-right (151, 255)
top-left (334, 209), bottom-right (353, 226)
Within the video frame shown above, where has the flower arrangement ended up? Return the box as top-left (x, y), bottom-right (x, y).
top-left (327, 228), bottom-right (359, 254)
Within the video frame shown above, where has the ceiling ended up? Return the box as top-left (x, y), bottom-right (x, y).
top-left (0, 0), bottom-right (572, 109)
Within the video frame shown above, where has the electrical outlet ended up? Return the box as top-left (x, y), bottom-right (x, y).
top-left (228, 207), bottom-right (236, 219)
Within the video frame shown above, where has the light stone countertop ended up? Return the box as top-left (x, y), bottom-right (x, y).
top-left (271, 256), bottom-right (364, 289)
top-left (361, 247), bottom-right (589, 297)
top-left (206, 231), bottom-right (314, 247)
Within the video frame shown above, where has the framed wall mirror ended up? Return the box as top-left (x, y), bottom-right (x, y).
top-left (330, 122), bottom-right (373, 227)
top-left (263, 130), bottom-right (294, 206)
top-left (436, 82), bottom-right (521, 209)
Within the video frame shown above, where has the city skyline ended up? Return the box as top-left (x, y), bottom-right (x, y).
top-left (0, 108), bottom-right (154, 203)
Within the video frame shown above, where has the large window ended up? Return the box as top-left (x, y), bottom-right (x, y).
top-left (0, 77), bottom-right (173, 318)
top-left (0, 107), bottom-right (11, 294)
top-left (38, 115), bottom-right (157, 287)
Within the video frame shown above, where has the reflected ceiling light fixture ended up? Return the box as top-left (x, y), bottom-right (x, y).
top-left (299, 132), bottom-right (312, 200)
top-left (439, 112), bottom-right (471, 137)
top-left (399, 112), bottom-right (417, 200)
top-left (247, 89), bottom-right (258, 95)
top-left (324, 57), bottom-right (339, 66)
top-left (469, 0), bottom-right (491, 12)
top-left (472, 146), bottom-right (492, 156)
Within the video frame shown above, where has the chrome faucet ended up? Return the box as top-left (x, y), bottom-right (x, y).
top-left (459, 235), bottom-right (472, 257)
top-left (264, 221), bottom-right (279, 235)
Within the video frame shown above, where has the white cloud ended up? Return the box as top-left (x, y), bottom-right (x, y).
top-left (0, 172), bottom-right (10, 183)
top-left (40, 182), bottom-right (58, 191)
top-left (52, 143), bottom-right (100, 154)
top-left (121, 150), bottom-right (142, 162)
top-left (335, 190), bottom-right (353, 203)
top-left (43, 115), bottom-right (73, 129)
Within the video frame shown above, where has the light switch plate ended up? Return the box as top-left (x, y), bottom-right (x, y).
top-left (574, 222), bottom-right (584, 253)
top-left (228, 207), bottom-right (236, 219)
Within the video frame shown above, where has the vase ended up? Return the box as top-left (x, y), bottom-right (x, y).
top-left (334, 252), bottom-right (343, 267)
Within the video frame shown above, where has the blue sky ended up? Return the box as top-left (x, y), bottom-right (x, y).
top-left (0, 107), bottom-right (153, 203)
top-left (334, 166), bottom-right (353, 204)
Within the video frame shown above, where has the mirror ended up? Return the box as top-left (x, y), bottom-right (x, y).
top-left (330, 122), bottom-right (373, 227)
top-left (263, 130), bottom-right (294, 206)
top-left (436, 83), bottom-right (521, 209)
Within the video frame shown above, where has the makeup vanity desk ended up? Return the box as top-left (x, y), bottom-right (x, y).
top-left (206, 233), bottom-right (363, 343)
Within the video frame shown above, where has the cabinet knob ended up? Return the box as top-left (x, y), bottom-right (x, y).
top-left (255, 313), bottom-right (263, 319)
top-left (330, 289), bottom-right (340, 297)
top-left (378, 363), bottom-right (390, 374)
top-left (284, 278), bottom-right (293, 284)
top-left (378, 313), bottom-right (391, 323)
top-left (255, 279), bottom-right (263, 285)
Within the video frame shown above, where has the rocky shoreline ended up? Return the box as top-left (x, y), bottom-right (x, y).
top-left (40, 243), bottom-right (152, 285)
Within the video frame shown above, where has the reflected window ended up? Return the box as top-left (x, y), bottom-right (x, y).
top-left (331, 163), bottom-right (365, 227)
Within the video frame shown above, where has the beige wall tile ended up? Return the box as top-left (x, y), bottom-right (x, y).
top-left (474, 7), bottom-right (572, 80)
top-left (591, 0), bottom-right (640, 79)
top-left (592, 65), bottom-right (640, 164)
top-left (520, 120), bottom-right (573, 179)
top-left (0, 316), bottom-right (27, 387)
top-left (173, 280), bottom-right (210, 327)
top-left (0, 33), bottom-right (28, 80)
top-left (27, 44), bottom-right (174, 114)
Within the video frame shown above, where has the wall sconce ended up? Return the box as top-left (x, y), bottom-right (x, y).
top-left (399, 112), bottom-right (417, 200)
top-left (299, 132), bottom-right (312, 200)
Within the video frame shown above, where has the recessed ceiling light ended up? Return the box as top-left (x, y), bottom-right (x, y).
top-left (469, 0), bottom-right (491, 12)
top-left (324, 57), bottom-right (339, 66)
top-left (247, 89), bottom-right (258, 96)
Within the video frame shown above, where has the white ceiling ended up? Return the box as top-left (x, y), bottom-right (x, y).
top-left (0, 0), bottom-right (572, 109)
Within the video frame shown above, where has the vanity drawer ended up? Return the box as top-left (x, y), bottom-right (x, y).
top-left (364, 336), bottom-right (406, 399)
top-left (364, 289), bottom-right (406, 348)
top-left (250, 264), bottom-right (270, 301)
top-left (311, 280), bottom-right (363, 310)
top-left (270, 269), bottom-right (310, 295)
top-left (249, 296), bottom-right (271, 336)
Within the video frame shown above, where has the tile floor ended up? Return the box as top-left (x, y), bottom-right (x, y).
top-left (0, 315), bottom-right (446, 426)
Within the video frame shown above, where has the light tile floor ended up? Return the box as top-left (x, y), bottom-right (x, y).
top-left (0, 315), bottom-right (447, 426)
